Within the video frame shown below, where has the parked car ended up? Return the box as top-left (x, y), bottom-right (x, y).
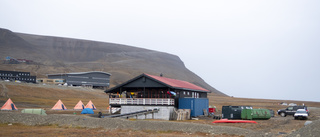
top-left (294, 109), bottom-right (308, 120)
top-left (277, 106), bottom-right (309, 117)
top-left (15, 80), bottom-right (21, 83)
top-left (280, 102), bottom-right (288, 106)
top-left (288, 103), bottom-right (297, 106)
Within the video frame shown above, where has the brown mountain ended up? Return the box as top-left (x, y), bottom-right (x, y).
top-left (0, 28), bottom-right (226, 96)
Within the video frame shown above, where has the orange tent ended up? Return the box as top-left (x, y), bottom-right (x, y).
top-left (1, 98), bottom-right (18, 110)
top-left (51, 99), bottom-right (67, 110)
top-left (74, 100), bottom-right (85, 110)
top-left (85, 100), bottom-right (96, 110)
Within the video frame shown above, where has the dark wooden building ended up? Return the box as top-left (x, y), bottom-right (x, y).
top-left (0, 70), bottom-right (36, 83)
top-left (105, 73), bottom-right (210, 119)
top-left (47, 71), bottom-right (111, 88)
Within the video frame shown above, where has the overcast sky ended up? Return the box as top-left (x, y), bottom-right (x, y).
top-left (1, 0), bottom-right (319, 102)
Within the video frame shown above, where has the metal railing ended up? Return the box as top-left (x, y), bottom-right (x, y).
top-left (107, 108), bottom-right (160, 118)
top-left (109, 98), bottom-right (174, 106)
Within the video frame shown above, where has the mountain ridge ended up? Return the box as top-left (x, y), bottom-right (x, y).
top-left (0, 28), bottom-right (226, 96)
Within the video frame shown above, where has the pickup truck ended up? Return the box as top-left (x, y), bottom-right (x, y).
top-left (277, 106), bottom-right (308, 117)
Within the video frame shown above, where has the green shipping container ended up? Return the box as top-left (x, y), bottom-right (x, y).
top-left (222, 106), bottom-right (253, 119)
top-left (241, 109), bottom-right (270, 120)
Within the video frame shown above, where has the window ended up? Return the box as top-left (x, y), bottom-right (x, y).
top-left (183, 91), bottom-right (186, 95)
top-left (187, 92), bottom-right (189, 95)
top-left (55, 80), bottom-right (64, 82)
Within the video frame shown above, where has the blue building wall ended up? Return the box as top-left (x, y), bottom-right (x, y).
top-left (178, 98), bottom-right (209, 117)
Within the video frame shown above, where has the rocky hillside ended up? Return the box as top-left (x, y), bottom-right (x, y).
top-left (0, 28), bottom-right (225, 96)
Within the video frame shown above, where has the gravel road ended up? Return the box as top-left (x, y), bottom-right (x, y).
top-left (0, 111), bottom-right (273, 136)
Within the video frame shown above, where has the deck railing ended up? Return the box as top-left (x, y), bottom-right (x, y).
top-left (109, 98), bottom-right (175, 106)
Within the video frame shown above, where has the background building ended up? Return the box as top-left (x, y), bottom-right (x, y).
top-left (0, 70), bottom-right (36, 83)
top-left (47, 71), bottom-right (111, 89)
top-left (36, 78), bottom-right (65, 85)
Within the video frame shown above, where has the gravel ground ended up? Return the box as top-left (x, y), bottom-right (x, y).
top-left (0, 111), bottom-right (274, 137)
top-left (287, 118), bottom-right (320, 137)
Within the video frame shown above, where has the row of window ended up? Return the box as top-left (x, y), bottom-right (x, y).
top-left (37, 79), bottom-right (65, 83)
top-left (19, 73), bottom-right (30, 76)
top-left (0, 73), bottom-right (30, 76)
top-left (183, 91), bottom-right (200, 98)
top-left (67, 76), bottom-right (109, 80)
top-left (0, 77), bottom-right (35, 81)
top-left (67, 81), bottom-right (109, 85)
top-left (68, 76), bottom-right (89, 79)
top-left (92, 77), bottom-right (109, 80)
top-left (0, 73), bottom-right (13, 76)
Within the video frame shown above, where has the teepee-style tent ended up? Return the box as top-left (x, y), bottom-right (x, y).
top-left (51, 99), bottom-right (67, 110)
top-left (1, 98), bottom-right (18, 110)
top-left (85, 100), bottom-right (96, 110)
top-left (74, 100), bottom-right (85, 110)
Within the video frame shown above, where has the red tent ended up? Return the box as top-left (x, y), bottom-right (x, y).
top-left (1, 98), bottom-right (18, 110)
top-left (51, 99), bottom-right (67, 110)
top-left (85, 100), bottom-right (96, 110)
top-left (74, 100), bottom-right (85, 110)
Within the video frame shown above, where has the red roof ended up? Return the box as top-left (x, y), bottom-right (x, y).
top-left (145, 74), bottom-right (209, 92)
